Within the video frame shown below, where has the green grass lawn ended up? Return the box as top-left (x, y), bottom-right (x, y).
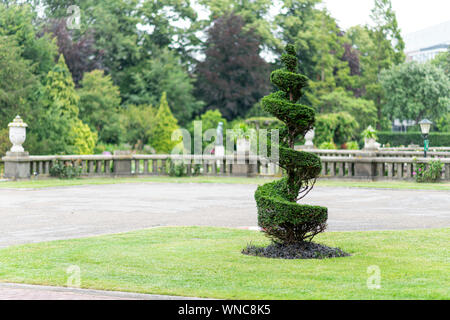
top-left (0, 227), bottom-right (448, 299)
top-left (1, 176), bottom-right (450, 190)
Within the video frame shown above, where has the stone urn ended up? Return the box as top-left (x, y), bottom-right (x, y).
top-left (304, 129), bottom-right (315, 148)
top-left (364, 138), bottom-right (380, 150)
top-left (8, 115), bottom-right (28, 153)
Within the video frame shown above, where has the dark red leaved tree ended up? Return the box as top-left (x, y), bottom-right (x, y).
top-left (195, 13), bottom-right (270, 120)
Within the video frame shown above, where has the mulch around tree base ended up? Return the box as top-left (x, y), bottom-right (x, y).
top-left (242, 242), bottom-right (350, 260)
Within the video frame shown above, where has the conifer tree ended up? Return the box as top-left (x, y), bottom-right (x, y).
top-left (150, 92), bottom-right (180, 154)
top-left (36, 55), bottom-right (97, 154)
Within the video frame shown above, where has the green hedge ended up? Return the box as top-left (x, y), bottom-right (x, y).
top-left (377, 132), bottom-right (450, 147)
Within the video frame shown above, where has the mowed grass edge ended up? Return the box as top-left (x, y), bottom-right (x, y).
top-left (1, 176), bottom-right (450, 190)
top-left (0, 227), bottom-right (448, 299)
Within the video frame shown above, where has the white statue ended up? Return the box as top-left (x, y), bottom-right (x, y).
top-left (304, 129), bottom-right (315, 148)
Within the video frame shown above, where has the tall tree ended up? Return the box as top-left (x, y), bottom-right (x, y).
top-left (432, 48), bottom-right (450, 76)
top-left (40, 0), bottom-right (141, 81)
top-left (0, 36), bottom-right (38, 129)
top-left (195, 13), bottom-right (270, 120)
top-left (121, 104), bottom-right (156, 150)
top-left (78, 70), bottom-right (123, 144)
top-left (379, 61), bottom-right (450, 125)
top-left (40, 0), bottom-right (201, 74)
top-left (44, 18), bottom-right (104, 85)
top-left (0, 3), bottom-right (58, 77)
top-left (121, 47), bottom-right (203, 125)
top-left (317, 89), bottom-right (377, 136)
top-left (35, 55), bottom-right (97, 154)
top-left (276, 1), bottom-right (355, 106)
top-left (350, 0), bottom-right (405, 129)
top-left (138, 0), bottom-right (200, 62)
top-left (199, 0), bottom-right (278, 51)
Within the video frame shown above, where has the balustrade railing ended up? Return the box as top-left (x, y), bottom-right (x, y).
top-left (26, 154), bottom-right (282, 178)
top-left (320, 156), bottom-right (450, 180)
top-left (1, 152), bottom-right (449, 181)
top-left (295, 148), bottom-right (450, 158)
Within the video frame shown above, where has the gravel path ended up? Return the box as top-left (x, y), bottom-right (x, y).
top-left (0, 183), bottom-right (448, 248)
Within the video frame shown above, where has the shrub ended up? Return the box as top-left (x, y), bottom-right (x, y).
top-left (343, 141), bottom-right (359, 150)
top-left (318, 141), bottom-right (337, 150)
top-left (169, 160), bottom-right (187, 177)
top-left (361, 125), bottom-right (377, 140)
top-left (377, 132), bottom-right (450, 147)
top-left (68, 120), bottom-right (98, 155)
top-left (168, 160), bottom-right (201, 177)
top-left (315, 112), bottom-right (359, 146)
top-left (49, 161), bottom-right (82, 179)
top-left (256, 44), bottom-right (327, 245)
top-left (413, 159), bottom-right (444, 183)
top-left (121, 104), bottom-right (156, 150)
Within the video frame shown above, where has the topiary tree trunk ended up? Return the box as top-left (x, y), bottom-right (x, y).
top-left (255, 44), bottom-right (328, 244)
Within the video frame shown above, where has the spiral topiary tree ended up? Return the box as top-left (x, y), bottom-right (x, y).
top-left (255, 44), bottom-right (328, 245)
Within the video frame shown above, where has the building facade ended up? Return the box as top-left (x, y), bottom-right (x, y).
top-left (405, 20), bottom-right (450, 63)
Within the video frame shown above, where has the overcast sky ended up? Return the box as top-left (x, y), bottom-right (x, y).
top-left (322, 0), bottom-right (450, 36)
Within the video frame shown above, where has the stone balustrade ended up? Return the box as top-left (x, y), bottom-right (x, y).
top-left (295, 147), bottom-right (450, 158)
top-left (0, 154), bottom-right (281, 179)
top-left (320, 156), bottom-right (450, 180)
top-left (1, 152), bottom-right (449, 181)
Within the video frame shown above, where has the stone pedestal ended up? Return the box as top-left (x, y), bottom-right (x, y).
top-left (231, 153), bottom-right (258, 177)
top-left (113, 151), bottom-right (132, 175)
top-left (2, 152), bottom-right (31, 179)
top-left (354, 151), bottom-right (377, 179)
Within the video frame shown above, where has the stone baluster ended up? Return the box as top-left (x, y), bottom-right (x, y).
top-left (144, 160), bottom-right (149, 174)
top-left (396, 163), bottom-right (403, 178)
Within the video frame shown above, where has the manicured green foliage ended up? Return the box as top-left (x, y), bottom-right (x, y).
top-left (377, 132), bottom-right (450, 147)
top-left (413, 159), bottom-right (444, 183)
top-left (256, 45), bottom-right (327, 244)
top-left (150, 92), bottom-right (180, 154)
